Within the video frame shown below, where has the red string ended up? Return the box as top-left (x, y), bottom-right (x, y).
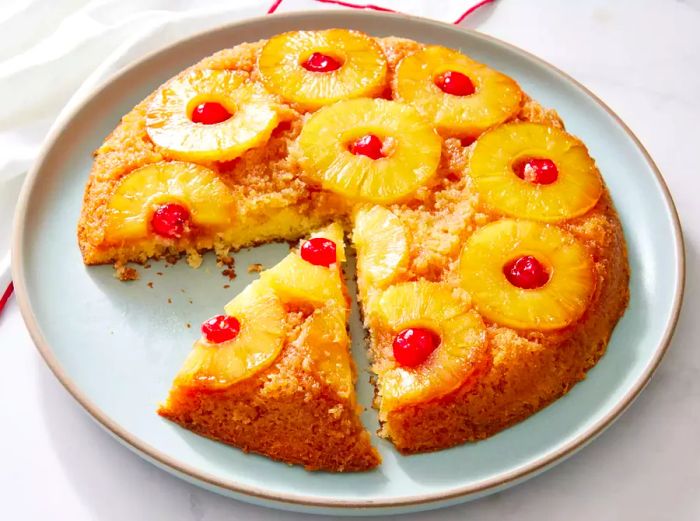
top-left (314, 0), bottom-right (396, 13)
top-left (268, 0), bottom-right (284, 14)
top-left (0, 283), bottom-right (13, 315)
top-left (454, 0), bottom-right (494, 24)
top-left (273, 0), bottom-right (493, 24)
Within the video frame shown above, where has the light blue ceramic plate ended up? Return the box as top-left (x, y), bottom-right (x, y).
top-left (12, 11), bottom-right (684, 516)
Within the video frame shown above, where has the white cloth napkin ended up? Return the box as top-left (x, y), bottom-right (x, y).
top-left (0, 0), bottom-right (493, 300)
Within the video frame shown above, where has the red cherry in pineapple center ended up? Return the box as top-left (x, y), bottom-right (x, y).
top-left (191, 102), bottom-right (232, 125)
top-left (435, 70), bottom-right (475, 96)
top-left (151, 203), bottom-right (190, 239)
top-left (201, 315), bottom-right (241, 344)
top-left (393, 327), bottom-right (440, 368)
top-left (302, 52), bottom-right (342, 72)
top-left (504, 255), bottom-right (550, 289)
top-left (300, 237), bottom-right (337, 267)
top-left (349, 134), bottom-right (385, 160)
top-left (513, 157), bottom-right (558, 185)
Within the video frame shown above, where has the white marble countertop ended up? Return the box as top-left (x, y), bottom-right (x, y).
top-left (2, 0), bottom-right (699, 519)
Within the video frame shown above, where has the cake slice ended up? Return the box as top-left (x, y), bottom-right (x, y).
top-left (158, 223), bottom-right (380, 471)
top-left (351, 112), bottom-right (626, 454)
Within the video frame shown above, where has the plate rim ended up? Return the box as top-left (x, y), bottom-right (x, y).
top-left (11, 9), bottom-right (686, 511)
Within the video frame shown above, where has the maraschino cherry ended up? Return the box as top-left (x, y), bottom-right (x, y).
top-left (151, 203), bottom-right (190, 239)
top-left (191, 102), bottom-right (232, 125)
top-left (393, 327), bottom-right (440, 367)
top-left (504, 255), bottom-right (550, 289)
top-left (300, 237), bottom-right (337, 267)
top-left (302, 52), bottom-right (342, 72)
top-left (349, 134), bottom-right (385, 160)
top-left (201, 315), bottom-right (241, 344)
top-left (435, 71), bottom-right (475, 96)
top-left (513, 158), bottom-right (559, 185)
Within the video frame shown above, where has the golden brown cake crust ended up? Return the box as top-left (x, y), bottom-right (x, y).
top-left (81, 32), bottom-right (629, 460)
top-left (375, 192), bottom-right (628, 452)
top-left (159, 330), bottom-right (380, 471)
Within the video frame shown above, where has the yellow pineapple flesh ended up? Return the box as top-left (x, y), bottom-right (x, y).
top-left (260, 223), bottom-right (347, 308)
top-left (104, 161), bottom-right (235, 242)
top-left (295, 305), bottom-right (354, 399)
top-left (258, 29), bottom-right (387, 111)
top-left (146, 69), bottom-right (279, 161)
top-left (172, 223), bottom-right (351, 391)
top-left (352, 205), bottom-right (408, 294)
top-left (458, 219), bottom-right (595, 330)
top-left (372, 281), bottom-right (487, 412)
top-left (298, 98), bottom-right (441, 203)
top-left (394, 45), bottom-right (523, 138)
top-left (174, 280), bottom-right (286, 389)
top-left (469, 122), bottom-right (603, 222)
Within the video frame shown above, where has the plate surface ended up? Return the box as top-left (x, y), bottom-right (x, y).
top-left (12, 11), bottom-right (684, 516)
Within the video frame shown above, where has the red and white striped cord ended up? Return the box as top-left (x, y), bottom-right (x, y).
top-left (0, 253), bottom-right (12, 315)
top-left (269, 0), bottom-right (495, 24)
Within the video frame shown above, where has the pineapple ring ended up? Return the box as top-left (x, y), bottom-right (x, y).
top-left (104, 161), bottom-right (235, 242)
top-left (353, 205), bottom-right (408, 287)
top-left (469, 122), bottom-right (603, 222)
top-left (374, 281), bottom-right (488, 411)
top-left (258, 29), bottom-right (387, 111)
top-left (146, 69), bottom-right (279, 162)
top-left (394, 46), bottom-right (523, 138)
top-left (298, 98), bottom-right (442, 203)
top-left (295, 305), bottom-right (354, 399)
top-left (175, 281), bottom-right (286, 389)
top-left (260, 224), bottom-right (347, 308)
top-left (459, 219), bottom-right (595, 330)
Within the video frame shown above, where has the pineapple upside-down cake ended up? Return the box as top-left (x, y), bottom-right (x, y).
top-left (78, 29), bottom-right (629, 470)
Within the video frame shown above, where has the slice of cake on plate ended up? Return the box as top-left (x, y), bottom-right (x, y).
top-left (158, 223), bottom-right (380, 471)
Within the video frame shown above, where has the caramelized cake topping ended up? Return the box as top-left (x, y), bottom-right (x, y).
top-left (459, 219), bottom-right (595, 330)
top-left (259, 29), bottom-right (387, 110)
top-left (469, 122), bottom-right (603, 221)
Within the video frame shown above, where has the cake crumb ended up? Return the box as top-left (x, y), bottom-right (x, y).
top-left (248, 263), bottom-right (264, 273)
top-left (187, 251), bottom-right (203, 269)
top-left (222, 267), bottom-right (236, 280)
top-left (147, 281), bottom-right (153, 288)
top-left (167, 298), bottom-right (172, 304)
top-left (218, 254), bottom-right (235, 268)
top-left (223, 284), bottom-right (230, 289)
top-left (115, 265), bottom-right (139, 281)
top-left (186, 323), bottom-right (191, 329)
top-left (156, 271), bottom-right (163, 276)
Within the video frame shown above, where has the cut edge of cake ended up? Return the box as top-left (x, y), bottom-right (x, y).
top-left (157, 223), bottom-right (381, 472)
